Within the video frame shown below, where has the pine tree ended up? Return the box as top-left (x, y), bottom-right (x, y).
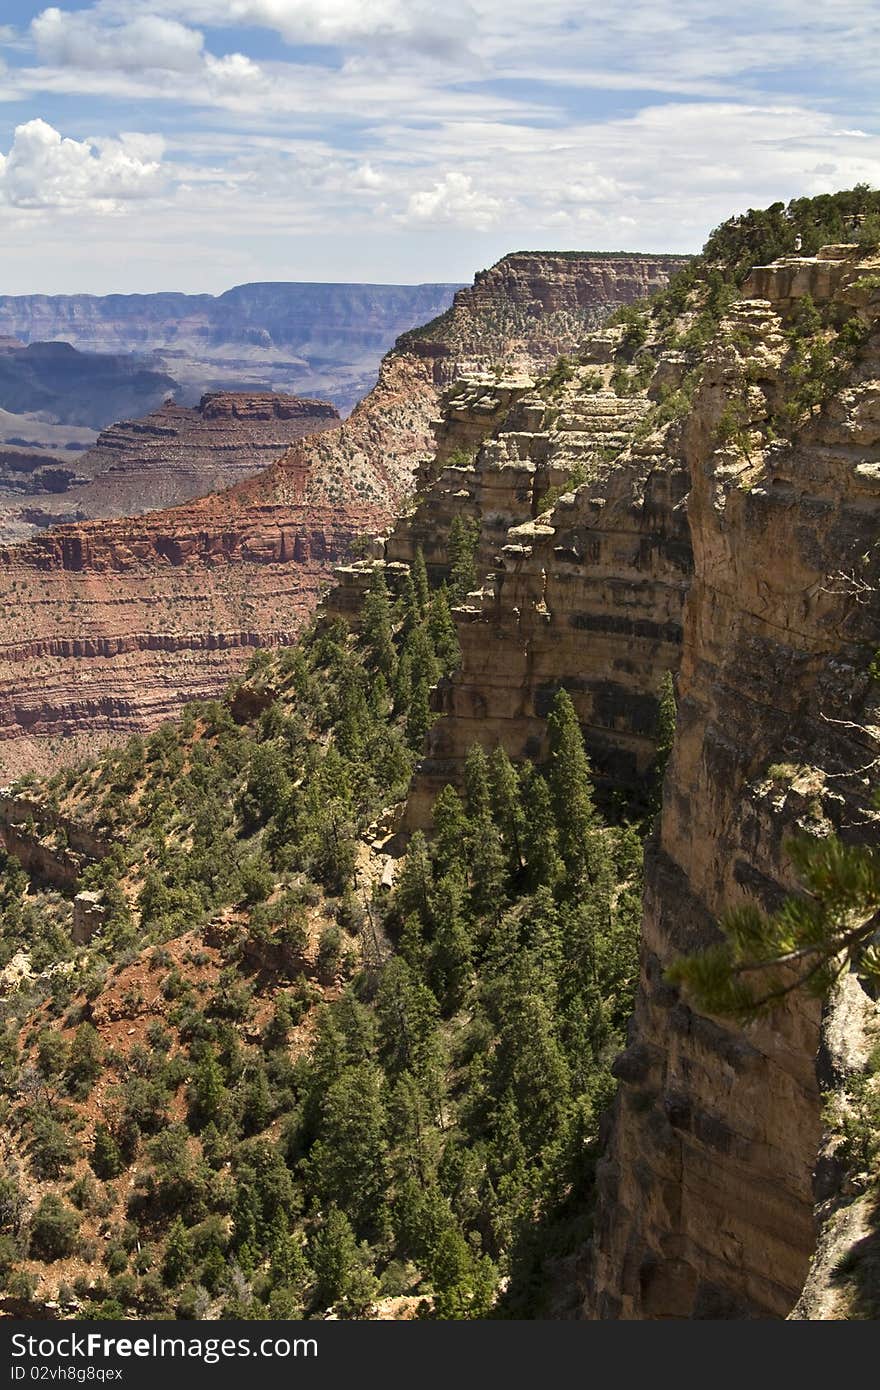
top-left (65, 1022), bottom-right (103, 1097)
top-left (310, 1207), bottom-right (377, 1314)
top-left (546, 689), bottom-right (599, 884)
top-left (649, 670), bottom-right (676, 812)
top-left (447, 515), bottom-right (480, 604)
top-left (309, 1064), bottom-right (389, 1238)
top-left (91, 1124), bottom-right (123, 1180)
top-left (393, 648), bottom-right (413, 715)
top-left (239, 1065), bottom-right (272, 1136)
top-left (412, 548), bottom-right (430, 614)
top-left (398, 573), bottom-right (421, 638)
top-left (405, 676), bottom-right (432, 751)
top-left (522, 885), bottom-right (563, 997)
top-left (495, 988), bottom-right (571, 1159)
top-left (387, 1071), bottom-right (441, 1184)
top-left (375, 957), bottom-right (443, 1093)
top-left (468, 813), bottom-right (508, 923)
top-left (429, 875), bottom-right (473, 1012)
top-left (488, 746), bottom-right (525, 875)
top-left (231, 1180), bottom-right (261, 1271)
top-left (428, 587), bottom-right (460, 668)
top-left (669, 834), bottom-right (880, 1018)
top-left (162, 1217), bottom-right (191, 1286)
top-left (187, 1047), bottom-right (227, 1131)
top-left (405, 626), bottom-right (440, 688)
top-left (361, 569), bottom-right (396, 676)
top-left (464, 744), bottom-right (491, 820)
top-left (395, 831), bottom-right (433, 927)
top-left (520, 769), bottom-right (563, 890)
top-left (268, 1211), bottom-right (308, 1293)
top-left (432, 785), bottom-right (469, 879)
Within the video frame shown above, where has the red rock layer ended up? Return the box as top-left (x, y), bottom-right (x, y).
top-left (0, 252), bottom-right (686, 778)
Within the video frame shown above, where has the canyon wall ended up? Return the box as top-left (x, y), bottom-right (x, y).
top-left (0, 391), bottom-right (339, 543)
top-left (0, 252), bottom-right (684, 780)
top-left (377, 244), bottom-right (880, 1316)
top-left (398, 252), bottom-right (691, 385)
top-left (400, 378), bottom-right (691, 826)
top-left (586, 250), bottom-right (880, 1316)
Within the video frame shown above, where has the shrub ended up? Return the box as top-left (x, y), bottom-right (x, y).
top-left (30, 1194), bottom-right (80, 1261)
top-left (29, 1112), bottom-right (76, 1179)
top-left (91, 1124), bottom-right (125, 1180)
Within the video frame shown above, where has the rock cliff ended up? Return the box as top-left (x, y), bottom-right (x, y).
top-left (0, 391), bottom-right (339, 540)
top-left (398, 253), bottom-right (691, 385)
top-left (0, 252), bottom-right (683, 778)
top-left (372, 241), bottom-right (880, 1317)
top-left (399, 373), bottom-right (690, 826)
top-left (589, 246), bottom-right (880, 1318)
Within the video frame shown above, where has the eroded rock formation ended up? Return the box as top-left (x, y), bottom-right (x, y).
top-left (372, 243), bottom-right (880, 1317)
top-left (589, 247), bottom-right (880, 1318)
top-left (0, 392), bottom-right (339, 542)
top-left (398, 253), bottom-right (691, 384)
top-left (0, 252), bottom-right (684, 778)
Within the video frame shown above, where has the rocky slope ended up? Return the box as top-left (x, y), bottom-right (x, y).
top-left (0, 252), bottom-right (683, 779)
top-left (0, 282), bottom-right (463, 417)
top-left (0, 392), bottom-right (339, 542)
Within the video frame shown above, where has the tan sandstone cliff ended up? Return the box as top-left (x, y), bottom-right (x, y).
top-left (588, 247), bottom-right (880, 1318)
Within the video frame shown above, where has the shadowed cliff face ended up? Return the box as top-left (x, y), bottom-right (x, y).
top-left (587, 250), bottom-right (880, 1318)
top-left (0, 251), bottom-right (685, 780)
top-left (0, 340), bottom-right (177, 430)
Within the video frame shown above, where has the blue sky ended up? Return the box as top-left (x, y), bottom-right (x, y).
top-left (0, 2), bottom-right (878, 293)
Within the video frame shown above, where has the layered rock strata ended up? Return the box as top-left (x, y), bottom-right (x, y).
top-left (0, 251), bottom-right (684, 777)
top-left (0, 392), bottom-right (339, 541)
top-left (398, 253), bottom-right (692, 385)
top-left (588, 247), bottom-right (880, 1317)
top-left (398, 371), bottom-right (689, 825)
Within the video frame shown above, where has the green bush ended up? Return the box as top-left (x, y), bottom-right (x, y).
top-left (30, 1194), bottom-right (80, 1261)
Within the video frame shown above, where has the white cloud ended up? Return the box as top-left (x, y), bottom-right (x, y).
top-left (402, 171), bottom-right (504, 229)
top-left (137, 0), bottom-right (472, 57)
top-left (32, 8), bottom-right (206, 73)
top-left (204, 51), bottom-right (265, 91)
top-left (0, 118), bottom-right (166, 211)
top-left (2, 2), bottom-right (880, 290)
top-left (352, 162), bottom-right (385, 190)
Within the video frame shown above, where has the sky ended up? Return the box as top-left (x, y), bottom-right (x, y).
top-left (0, 2), bottom-right (878, 294)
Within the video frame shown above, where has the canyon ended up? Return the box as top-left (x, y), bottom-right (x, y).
top-left (4, 230), bottom-right (876, 1320)
top-left (0, 392), bottom-right (340, 544)
top-left (0, 281), bottom-right (464, 418)
top-left (319, 239), bottom-right (880, 1317)
top-left (0, 252), bottom-right (686, 781)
